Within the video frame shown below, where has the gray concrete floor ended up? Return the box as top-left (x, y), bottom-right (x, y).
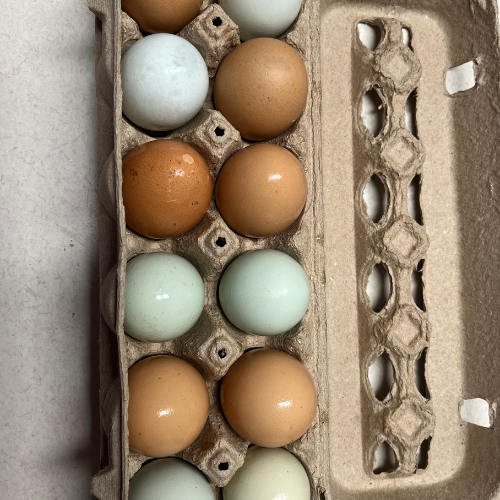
top-left (0, 1), bottom-right (99, 498)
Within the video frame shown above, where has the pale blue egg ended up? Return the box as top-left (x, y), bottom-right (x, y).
top-left (223, 447), bottom-right (310, 500)
top-left (129, 458), bottom-right (215, 500)
top-left (121, 34), bottom-right (209, 131)
top-left (219, 249), bottom-right (310, 336)
top-left (219, 0), bottom-right (303, 41)
top-left (124, 253), bottom-right (205, 342)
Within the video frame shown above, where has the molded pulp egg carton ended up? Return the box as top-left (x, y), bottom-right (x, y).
top-left (89, 0), bottom-right (328, 499)
top-left (88, 0), bottom-right (500, 499)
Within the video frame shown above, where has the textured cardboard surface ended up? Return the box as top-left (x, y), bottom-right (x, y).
top-left (89, 0), bottom-right (500, 499)
top-left (323, 1), bottom-right (500, 498)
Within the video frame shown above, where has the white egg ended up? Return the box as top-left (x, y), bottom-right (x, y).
top-left (219, 0), bottom-right (303, 41)
top-left (121, 34), bottom-right (209, 131)
top-left (222, 447), bottom-right (310, 500)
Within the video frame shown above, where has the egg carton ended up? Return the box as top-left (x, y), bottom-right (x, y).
top-left (89, 0), bottom-right (500, 499)
top-left (88, 0), bottom-right (329, 499)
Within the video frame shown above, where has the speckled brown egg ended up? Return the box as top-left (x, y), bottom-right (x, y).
top-left (220, 349), bottom-right (317, 448)
top-left (128, 355), bottom-right (209, 458)
top-left (215, 143), bottom-right (307, 238)
top-left (213, 38), bottom-right (308, 141)
top-left (121, 0), bottom-right (203, 34)
top-left (122, 139), bottom-right (212, 239)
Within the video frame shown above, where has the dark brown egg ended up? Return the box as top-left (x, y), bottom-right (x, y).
top-left (122, 0), bottom-right (203, 34)
top-left (220, 349), bottom-right (317, 448)
top-left (215, 143), bottom-right (307, 238)
top-left (214, 38), bottom-right (308, 141)
top-left (122, 139), bottom-right (212, 239)
top-left (128, 355), bottom-right (210, 458)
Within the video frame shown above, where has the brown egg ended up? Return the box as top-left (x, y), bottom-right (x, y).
top-left (121, 0), bottom-right (203, 34)
top-left (128, 355), bottom-right (209, 457)
top-left (220, 349), bottom-right (317, 447)
top-left (122, 139), bottom-right (212, 239)
top-left (216, 144), bottom-right (307, 238)
top-left (214, 38), bottom-right (308, 141)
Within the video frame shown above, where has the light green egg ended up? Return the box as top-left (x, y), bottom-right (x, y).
top-left (124, 252), bottom-right (205, 342)
top-left (129, 458), bottom-right (215, 500)
top-left (223, 447), bottom-right (311, 500)
top-left (218, 249), bottom-right (310, 336)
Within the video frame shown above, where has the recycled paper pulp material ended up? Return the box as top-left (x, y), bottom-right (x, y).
top-left (88, 0), bottom-right (500, 498)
